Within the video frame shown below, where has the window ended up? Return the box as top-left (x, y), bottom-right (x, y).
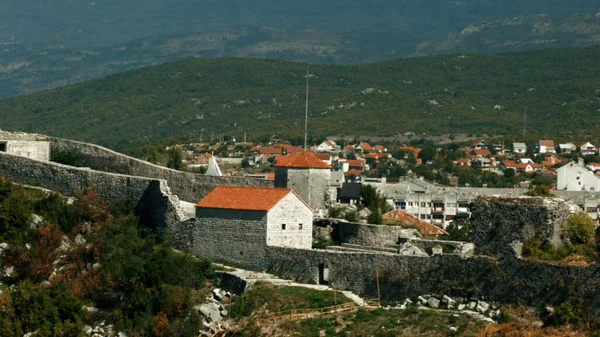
top-left (420, 214), bottom-right (425, 219)
top-left (396, 201), bottom-right (406, 210)
top-left (298, 223), bottom-right (303, 230)
top-left (408, 202), bottom-right (413, 206)
top-left (282, 224), bottom-right (286, 230)
top-left (458, 202), bottom-right (469, 208)
top-left (433, 214), bottom-right (444, 220)
top-left (0, 142), bottom-right (6, 152)
top-left (420, 202), bottom-right (426, 207)
top-left (433, 202), bottom-right (444, 208)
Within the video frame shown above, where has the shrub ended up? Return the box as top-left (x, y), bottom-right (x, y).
top-left (564, 212), bottom-right (595, 245)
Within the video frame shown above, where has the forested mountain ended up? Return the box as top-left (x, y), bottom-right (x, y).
top-left (2, 13), bottom-right (600, 100)
top-left (1, 1), bottom-right (599, 98)
top-left (1, 47), bottom-right (599, 149)
top-left (2, 0), bottom-right (598, 48)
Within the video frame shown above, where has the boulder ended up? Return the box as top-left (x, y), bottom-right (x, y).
top-left (28, 214), bottom-right (44, 229)
top-left (427, 297), bottom-right (441, 308)
top-left (442, 295), bottom-right (457, 309)
top-left (198, 302), bottom-right (221, 323)
top-left (477, 301), bottom-right (490, 314)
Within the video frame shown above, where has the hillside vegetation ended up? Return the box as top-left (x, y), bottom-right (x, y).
top-left (3, 13), bottom-right (600, 99)
top-left (1, 46), bottom-right (600, 149)
top-left (0, 177), bottom-right (213, 336)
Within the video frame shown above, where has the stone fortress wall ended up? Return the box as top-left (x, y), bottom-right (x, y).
top-left (0, 151), bottom-right (184, 228)
top-left (48, 136), bottom-right (273, 202)
top-left (2, 131), bottom-right (599, 315)
top-left (0, 131), bottom-right (51, 161)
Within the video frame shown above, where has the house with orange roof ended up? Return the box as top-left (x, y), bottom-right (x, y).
top-left (278, 144), bottom-right (303, 155)
top-left (536, 140), bottom-right (556, 154)
top-left (471, 149), bottom-right (492, 157)
top-left (357, 142), bottom-right (373, 152)
top-left (274, 151), bottom-right (332, 212)
top-left (251, 146), bottom-right (284, 156)
top-left (194, 186), bottom-right (313, 266)
top-left (314, 153), bottom-right (333, 165)
top-left (362, 152), bottom-right (391, 162)
top-left (471, 139), bottom-right (488, 150)
top-left (315, 139), bottom-right (339, 152)
top-left (542, 155), bottom-right (562, 167)
top-left (346, 159), bottom-right (367, 171)
top-left (374, 145), bottom-right (387, 153)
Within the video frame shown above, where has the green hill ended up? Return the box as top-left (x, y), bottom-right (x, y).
top-left (1, 47), bottom-right (600, 149)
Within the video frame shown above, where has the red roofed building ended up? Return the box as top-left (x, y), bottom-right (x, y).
top-left (382, 210), bottom-right (448, 237)
top-left (274, 151), bottom-right (332, 212)
top-left (278, 144), bottom-right (303, 155)
top-left (194, 186), bottom-right (313, 265)
top-left (358, 142), bottom-right (373, 152)
top-left (536, 140), bottom-right (556, 154)
top-left (472, 149), bottom-right (492, 157)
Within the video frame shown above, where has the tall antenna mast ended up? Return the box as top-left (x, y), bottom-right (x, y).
top-left (304, 69), bottom-right (310, 151)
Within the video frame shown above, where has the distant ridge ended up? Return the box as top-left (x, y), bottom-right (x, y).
top-left (1, 46), bottom-right (600, 148)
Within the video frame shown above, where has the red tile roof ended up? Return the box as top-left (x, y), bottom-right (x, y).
top-left (278, 144), bottom-right (303, 154)
top-left (502, 160), bottom-right (517, 168)
top-left (471, 139), bottom-right (486, 147)
top-left (360, 142), bottom-right (373, 151)
top-left (315, 153), bottom-right (331, 161)
top-left (346, 160), bottom-right (366, 167)
top-left (539, 140), bottom-right (555, 146)
top-left (274, 151), bottom-right (332, 169)
top-left (344, 145), bottom-right (355, 151)
top-left (196, 186), bottom-right (293, 211)
top-left (374, 145), bottom-right (386, 152)
top-left (344, 170), bottom-right (363, 177)
top-left (382, 210), bottom-right (448, 236)
top-left (473, 149), bottom-right (492, 157)
top-left (254, 146), bottom-right (283, 155)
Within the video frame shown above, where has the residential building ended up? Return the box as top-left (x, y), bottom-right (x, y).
top-left (559, 143), bottom-right (577, 154)
top-left (557, 160), bottom-right (600, 191)
top-left (536, 140), bottom-right (556, 154)
top-left (512, 142), bottom-right (527, 154)
top-left (471, 139), bottom-right (488, 150)
top-left (315, 140), bottom-right (339, 153)
top-left (337, 183), bottom-right (362, 205)
top-left (579, 142), bottom-right (598, 156)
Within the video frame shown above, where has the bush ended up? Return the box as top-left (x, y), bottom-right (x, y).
top-left (564, 212), bottom-right (595, 245)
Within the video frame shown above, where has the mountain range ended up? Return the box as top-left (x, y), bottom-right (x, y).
top-left (1, 1), bottom-right (600, 99)
top-left (2, 13), bottom-right (600, 100)
top-left (1, 46), bottom-right (599, 149)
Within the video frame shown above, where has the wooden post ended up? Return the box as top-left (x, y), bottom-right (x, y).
top-left (376, 264), bottom-right (381, 308)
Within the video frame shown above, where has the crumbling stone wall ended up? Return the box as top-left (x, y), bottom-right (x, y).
top-left (262, 247), bottom-right (600, 315)
top-left (0, 152), bottom-right (184, 228)
top-left (49, 137), bottom-right (273, 202)
top-left (315, 218), bottom-right (413, 247)
top-left (470, 197), bottom-right (570, 255)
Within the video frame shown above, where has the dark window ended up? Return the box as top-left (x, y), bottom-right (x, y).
top-left (0, 143), bottom-right (6, 152)
top-left (282, 224), bottom-right (286, 230)
top-left (298, 223), bottom-right (303, 230)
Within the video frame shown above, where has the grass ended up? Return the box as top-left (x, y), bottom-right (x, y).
top-left (230, 282), bottom-right (351, 318)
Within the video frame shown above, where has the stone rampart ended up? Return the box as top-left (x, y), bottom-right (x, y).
top-left (262, 247), bottom-right (600, 315)
top-left (49, 137), bottom-right (273, 202)
top-left (470, 197), bottom-right (570, 255)
top-left (315, 219), bottom-right (412, 246)
top-left (0, 152), bottom-right (184, 228)
top-left (174, 212), bottom-right (268, 270)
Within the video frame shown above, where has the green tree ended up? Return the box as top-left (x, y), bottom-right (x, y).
top-left (166, 147), bottom-right (183, 170)
top-left (147, 146), bottom-right (159, 164)
top-left (564, 212), bottom-right (595, 245)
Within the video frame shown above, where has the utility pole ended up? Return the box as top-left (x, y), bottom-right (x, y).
top-left (304, 69), bottom-right (314, 151)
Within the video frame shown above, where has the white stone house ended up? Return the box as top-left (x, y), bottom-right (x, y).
top-left (579, 142), bottom-right (598, 156)
top-left (512, 142), bottom-right (527, 154)
top-left (193, 186), bottom-right (313, 267)
top-left (557, 161), bottom-right (600, 191)
top-left (315, 140), bottom-right (339, 153)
